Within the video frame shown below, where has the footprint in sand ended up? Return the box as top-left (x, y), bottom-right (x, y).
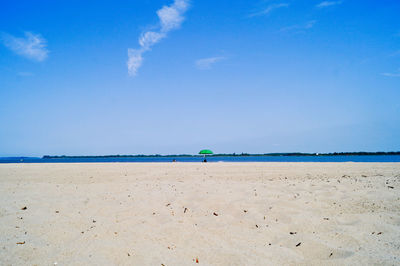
top-left (336, 217), bottom-right (361, 226)
top-left (297, 240), bottom-right (354, 260)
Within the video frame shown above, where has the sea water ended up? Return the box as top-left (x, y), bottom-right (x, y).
top-left (1, 155), bottom-right (400, 163)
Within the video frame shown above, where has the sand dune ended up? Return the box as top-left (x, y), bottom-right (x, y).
top-left (0, 163), bottom-right (399, 265)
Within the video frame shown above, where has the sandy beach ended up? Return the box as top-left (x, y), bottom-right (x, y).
top-left (0, 162), bottom-right (399, 265)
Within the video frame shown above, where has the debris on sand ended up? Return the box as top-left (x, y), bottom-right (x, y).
top-left (290, 232), bottom-right (297, 235)
top-left (16, 241), bottom-right (25, 245)
top-left (184, 207), bottom-right (188, 213)
top-left (296, 242), bottom-right (301, 247)
top-left (21, 207), bottom-right (27, 210)
top-left (213, 212), bottom-right (218, 216)
top-left (388, 186), bottom-right (394, 189)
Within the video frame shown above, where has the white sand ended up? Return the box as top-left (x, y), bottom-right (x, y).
top-left (0, 162), bottom-right (399, 265)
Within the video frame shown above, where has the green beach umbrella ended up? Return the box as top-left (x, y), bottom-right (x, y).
top-left (199, 149), bottom-right (213, 161)
top-left (199, 149), bottom-right (213, 155)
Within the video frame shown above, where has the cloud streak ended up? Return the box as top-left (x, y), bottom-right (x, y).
top-left (381, 69), bottom-right (400, 77)
top-left (1, 32), bottom-right (48, 61)
top-left (195, 56), bottom-right (225, 69)
top-left (280, 20), bottom-right (316, 33)
top-left (316, 1), bottom-right (342, 8)
top-left (389, 50), bottom-right (400, 57)
top-left (127, 0), bottom-right (189, 76)
top-left (17, 72), bottom-right (34, 77)
top-left (249, 3), bottom-right (289, 17)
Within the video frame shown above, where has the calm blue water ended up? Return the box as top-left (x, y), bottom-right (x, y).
top-left (1, 155), bottom-right (400, 163)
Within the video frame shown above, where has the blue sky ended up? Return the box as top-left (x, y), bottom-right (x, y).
top-left (0, 0), bottom-right (399, 156)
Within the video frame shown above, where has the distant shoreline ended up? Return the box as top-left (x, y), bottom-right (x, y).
top-left (41, 152), bottom-right (400, 159)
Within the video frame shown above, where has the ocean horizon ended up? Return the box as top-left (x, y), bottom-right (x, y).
top-left (1, 155), bottom-right (400, 163)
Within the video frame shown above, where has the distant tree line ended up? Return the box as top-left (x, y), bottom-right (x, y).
top-left (42, 151), bottom-right (400, 159)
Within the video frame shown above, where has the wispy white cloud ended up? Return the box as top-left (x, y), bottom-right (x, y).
top-left (381, 69), bottom-right (400, 77)
top-left (316, 1), bottom-right (342, 8)
top-left (127, 49), bottom-right (144, 76)
top-left (17, 71), bottom-right (34, 77)
top-left (249, 3), bottom-right (289, 17)
top-left (127, 0), bottom-right (189, 76)
top-left (280, 20), bottom-right (316, 32)
top-left (1, 32), bottom-right (48, 62)
top-left (195, 56), bottom-right (225, 69)
top-left (389, 50), bottom-right (400, 57)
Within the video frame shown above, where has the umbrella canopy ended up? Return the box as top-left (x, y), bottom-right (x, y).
top-left (199, 149), bottom-right (213, 155)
